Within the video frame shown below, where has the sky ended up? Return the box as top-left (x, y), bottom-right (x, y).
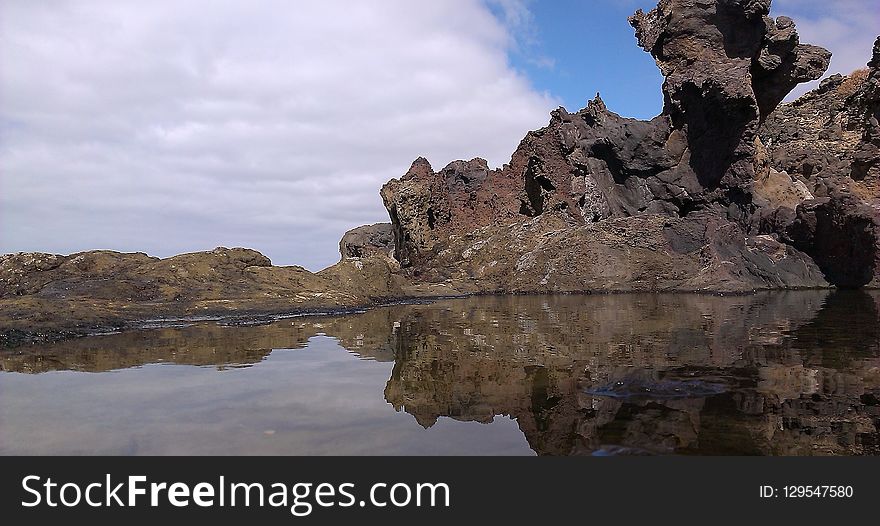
top-left (1, 1), bottom-right (877, 270)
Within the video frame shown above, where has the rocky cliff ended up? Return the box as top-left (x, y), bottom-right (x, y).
top-left (757, 36), bottom-right (880, 287)
top-left (378, 0), bottom-right (879, 293)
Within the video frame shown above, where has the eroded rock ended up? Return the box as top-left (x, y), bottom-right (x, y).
top-left (758, 35), bottom-right (880, 285)
top-left (339, 223), bottom-right (395, 259)
top-left (781, 189), bottom-right (879, 288)
top-left (0, 246), bottom-right (404, 344)
top-left (378, 0), bottom-right (860, 291)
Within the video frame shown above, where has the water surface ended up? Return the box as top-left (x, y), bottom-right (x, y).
top-left (2, 291), bottom-right (879, 455)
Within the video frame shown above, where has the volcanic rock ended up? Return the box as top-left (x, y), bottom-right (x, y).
top-left (758, 35), bottom-right (880, 286)
top-left (379, 0), bottom-right (859, 292)
top-left (630, 0), bottom-right (830, 194)
top-left (759, 49), bottom-right (879, 202)
top-left (780, 189), bottom-right (879, 288)
top-left (339, 223), bottom-right (395, 259)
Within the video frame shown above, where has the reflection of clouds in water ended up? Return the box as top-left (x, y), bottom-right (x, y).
top-left (0, 337), bottom-right (533, 456)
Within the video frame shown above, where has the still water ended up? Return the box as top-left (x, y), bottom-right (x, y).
top-left (1, 291), bottom-right (879, 455)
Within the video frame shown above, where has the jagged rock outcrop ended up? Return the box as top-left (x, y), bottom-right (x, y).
top-left (630, 1), bottom-right (830, 195)
top-left (761, 37), bottom-right (880, 199)
top-left (757, 35), bottom-right (880, 286)
top-left (855, 37), bottom-right (880, 182)
top-left (339, 223), bottom-right (395, 259)
top-left (381, 157), bottom-right (518, 267)
top-left (759, 74), bottom-right (870, 193)
top-left (379, 0), bottom-right (871, 292)
top-left (779, 189), bottom-right (879, 288)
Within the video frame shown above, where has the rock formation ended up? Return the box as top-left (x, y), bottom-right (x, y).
top-left (339, 223), bottom-right (395, 259)
top-left (377, 0), bottom-right (879, 293)
top-left (0, 247), bottom-right (403, 344)
top-left (760, 38), bottom-right (880, 200)
top-left (758, 36), bottom-right (880, 287)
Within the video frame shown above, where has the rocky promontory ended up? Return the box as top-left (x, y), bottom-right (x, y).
top-left (2, 0), bottom-right (879, 344)
top-left (379, 0), bottom-right (880, 294)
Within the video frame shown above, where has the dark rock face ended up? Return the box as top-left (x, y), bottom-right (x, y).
top-left (781, 190), bottom-right (879, 288)
top-left (853, 37), bottom-right (880, 183)
top-left (630, 1), bottom-right (829, 195)
top-left (378, 0), bottom-right (872, 292)
top-left (380, 157), bottom-right (516, 267)
top-left (339, 223), bottom-right (394, 259)
top-left (758, 35), bottom-right (880, 286)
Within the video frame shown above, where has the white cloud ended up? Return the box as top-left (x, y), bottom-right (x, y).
top-left (486, 0), bottom-right (556, 70)
top-left (0, 0), bottom-right (557, 270)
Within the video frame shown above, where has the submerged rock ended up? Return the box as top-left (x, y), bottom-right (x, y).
top-left (590, 446), bottom-right (658, 457)
top-left (585, 378), bottom-right (728, 400)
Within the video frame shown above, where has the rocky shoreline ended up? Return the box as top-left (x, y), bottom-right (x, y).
top-left (0, 279), bottom-right (855, 348)
top-left (3, 0), bottom-right (879, 346)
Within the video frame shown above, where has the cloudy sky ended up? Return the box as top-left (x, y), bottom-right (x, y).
top-left (1, 0), bottom-right (877, 270)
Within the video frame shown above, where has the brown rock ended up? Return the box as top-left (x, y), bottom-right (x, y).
top-left (378, 0), bottom-right (844, 291)
top-left (0, 247), bottom-right (398, 345)
top-left (339, 223), bottom-right (394, 259)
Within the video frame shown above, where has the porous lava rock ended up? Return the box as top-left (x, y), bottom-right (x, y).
top-left (379, 0), bottom-right (871, 292)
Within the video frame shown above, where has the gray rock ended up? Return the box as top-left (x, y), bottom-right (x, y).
top-left (339, 223), bottom-right (394, 259)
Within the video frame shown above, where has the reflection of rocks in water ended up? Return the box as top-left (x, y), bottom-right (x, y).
top-left (3, 291), bottom-right (879, 456)
top-left (0, 308), bottom-right (400, 373)
top-left (0, 325), bottom-right (284, 373)
top-left (788, 291), bottom-right (880, 369)
top-left (382, 291), bottom-right (880, 455)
